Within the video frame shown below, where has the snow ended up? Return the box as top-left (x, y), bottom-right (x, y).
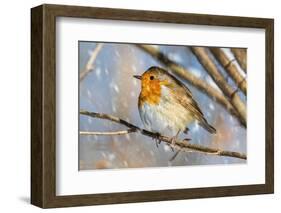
top-left (222, 48), bottom-right (246, 78)
top-left (86, 89), bottom-right (92, 98)
top-left (189, 67), bottom-right (202, 78)
top-left (104, 68), bottom-right (109, 75)
top-left (109, 81), bottom-right (120, 93)
top-left (95, 67), bottom-right (101, 79)
top-left (192, 122), bottom-right (200, 133)
top-left (112, 104), bottom-right (116, 113)
top-left (168, 52), bottom-right (183, 63)
top-left (206, 76), bottom-right (221, 91)
top-left (133, 79), bottom-right (138, 86)
top-left (163, 144), bottom-right (171, 152)
top-left (209, 103), bottom-right (215, 110)
top-left (79, 43), bottom-right (247, 170)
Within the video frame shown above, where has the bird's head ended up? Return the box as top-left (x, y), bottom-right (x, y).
top-left (133, 66), bottom-right (175, 105)
top-left (133, 66), bottom-right (172, 91)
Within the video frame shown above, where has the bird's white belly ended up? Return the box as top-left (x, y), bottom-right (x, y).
top-left (139, 99), bottom-right (193, 136)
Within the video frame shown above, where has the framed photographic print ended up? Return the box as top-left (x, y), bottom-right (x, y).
top-left (31, 4), bottom-right (274, 208)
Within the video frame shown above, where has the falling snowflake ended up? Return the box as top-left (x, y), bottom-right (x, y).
top-left (113, 85), bottom-right (119, 93)
top-left (163, 145), bottom-right (171, 152)
top-left (114, 50), bottom-right (121, 58)
top-left (133, 78), bottom-right (138, 86)
top-left (206, 76), bottom-right (221, 91)
top-left (112, 104), bottom-right (116, 113)
top-left (189, 67), bottom-right (202, 78)
top-left (209, 103), bottom-right (215, 110)
top-left (109, 81), bottom-right (120, 93)
top-left (87, 117), bottom-right (92, 124)
top-left (168, 53), bottom-right (183, 63)
top-left (222, 48), bottom-right (246, 78)
top-left (86, 89), bottom-right (92, 98)
top-left (191, 122), bottom-right (200, 133)
top-left (229, 116), bottom-right (235, 124)
top-left (87, 50), bottom-right (93, 56)
top-left (131, 64), bottom-right (137, 72)
top-left (95, 67), bottom-right (101, 79)
top-left (104, 68), bottom-right (109, 75)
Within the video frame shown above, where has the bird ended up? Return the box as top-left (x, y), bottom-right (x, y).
top-left (134, 66), bottom-right (216, 145)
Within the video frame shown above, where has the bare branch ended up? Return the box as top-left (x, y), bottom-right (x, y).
top-left (210, 48), bottom-right (247, 95)
top-left (190, 47), bottom-right (247, 125)
top-left (80, 129), bottom-right (136, 136)
top-left (136, 44), bottom-right (246, 127)
top-left (231, 48), bottom-right (247, 73)
top-left (80, 110), bottom-right (247, 160)
top-left (80, 43), bottom-right (104, 81)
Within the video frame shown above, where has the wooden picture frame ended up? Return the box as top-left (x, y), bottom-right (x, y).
top-left (31, 4), bottom-right (274, 208)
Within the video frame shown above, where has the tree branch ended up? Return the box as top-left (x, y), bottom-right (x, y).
top-left (210, 47), bottom-right (247, 95)
top-left (231, 48), bottom-right (247, 73)
top-left (80, 43), bottom-right (104, 81)
top-left (80, 129), bottom-right (136, 136)
top-left (80, 110), bottom-right (247, 160)
top-left (136, 44), bottom-right (246, 127)
top-left (190, 47), bottom-right (247, 125)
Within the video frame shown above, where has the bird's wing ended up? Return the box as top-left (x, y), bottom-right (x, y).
top-left (164, 72), bottom-right (216, 134)
top-left (172, 85), bottom-right (204, 120)
top-left (165, 73), bottom-right (204, 120)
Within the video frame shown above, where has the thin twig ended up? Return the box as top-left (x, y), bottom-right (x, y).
top-left (231, 48), bottom-right (247, 73)
top-left (190, 47), bottom-right (247, 125)
top-left (80, 110), bottom-right (247, 160)
top-left (169, 150), bottom-right (181, 162)
top-left (210, 48), bottom-right (247, 95)
top-left (80, 43), bottom-right (104, 81)
top-left (80, 129), bottom-right (136, 136)
top-left (136, 44), bottom-right (246, 127)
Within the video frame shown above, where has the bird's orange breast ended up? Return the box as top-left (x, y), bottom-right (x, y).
top-left (139, 79), bottom-right (162, 106)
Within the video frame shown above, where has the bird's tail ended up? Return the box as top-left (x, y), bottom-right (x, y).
top-left (199, 118), bottom-right (216, 134)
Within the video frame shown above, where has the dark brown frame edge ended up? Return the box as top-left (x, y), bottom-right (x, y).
top-left (31, 4), bottom-right (274, 208)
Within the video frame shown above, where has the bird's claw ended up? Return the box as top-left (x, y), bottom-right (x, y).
top-left (154, 133), bottom-right (162, 148)
top-left (183, 138), bottom-right (191, 142)
top-left (183, 127), bottom-right (189, 134)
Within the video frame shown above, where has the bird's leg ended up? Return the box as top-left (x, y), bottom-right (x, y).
top-left (183, 128), bottom-right (191, 142)
top-left (171, 130), bottom-right (180, 145)
top-left (169, 130), bottom-right (181, 152)
top-left (153, 132), bottom-right (162, 148)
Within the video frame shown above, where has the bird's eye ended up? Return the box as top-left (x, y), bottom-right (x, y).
top-left (150, 76), bottom-right (155, 80)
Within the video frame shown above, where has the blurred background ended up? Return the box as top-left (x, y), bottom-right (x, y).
top-left (79, 42), bottom-right (246, 170)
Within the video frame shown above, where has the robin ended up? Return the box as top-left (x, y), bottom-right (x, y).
top-left (134, 66), bottom-right (216, 145)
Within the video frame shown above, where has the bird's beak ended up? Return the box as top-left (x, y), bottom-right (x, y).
top-left (133, 75), bottom-right (142, 80)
